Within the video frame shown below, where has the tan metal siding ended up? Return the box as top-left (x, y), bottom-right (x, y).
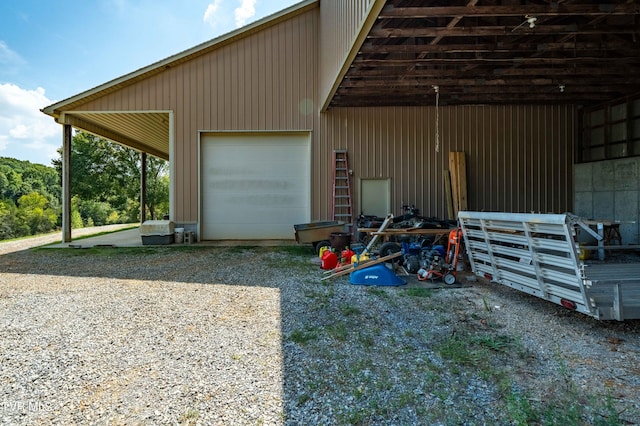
top-left (319, 0), bottom-right (378, 108)
top-left (73, 9), bottom-right (319, 223)
top-left (318, 105), bottom-right (576, 220)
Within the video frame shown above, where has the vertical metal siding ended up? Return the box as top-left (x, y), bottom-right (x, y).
top-left (319, 105), bottom-right (576, 220)
top-left (76, 9), bottom-right (319, 223)
top-left (319, 0), bottom-right (377, 107)
top-left (71, 4), bottom-right (576, 227)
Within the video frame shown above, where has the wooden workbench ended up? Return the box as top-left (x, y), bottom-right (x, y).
top-left (357, 227), bottom-right (453, 244)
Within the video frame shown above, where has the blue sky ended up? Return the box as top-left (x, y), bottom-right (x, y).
top-left (0, 0), bottom-right (300, 166)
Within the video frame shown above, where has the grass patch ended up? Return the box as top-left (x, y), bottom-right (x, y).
top-left (358, 333), bottom-right (375, 348)
top-left (366, 287), bottom-right (389, 298)
top-left (303, 288), bottom-right (335, 309)
top-left (178, 407), bottom-right (199, 425)
top-left (327, 321), bottom-right (348, 342)
top-left (339, 303), bottom-right (361, 317)
top-left (403, 287), bottom-right (433, 298)
top-left (289, 327), bottom-right (320, 345)
top-left (435, 331), bottom-right (627, 425)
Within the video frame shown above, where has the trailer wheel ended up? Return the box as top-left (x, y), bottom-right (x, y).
top-left (379, 242), bottom-right (402, 263)
top-left (443, 273), bottom-right (456, 285)
top-left (314, 240), bottom-right (331, 255)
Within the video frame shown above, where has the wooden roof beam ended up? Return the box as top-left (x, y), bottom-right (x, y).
top-left (340, 77), bottom-right (640, 88)
top-left (378, 4), bottom-right (640, 19)
top-left (358, 40), bottom-right (634, 54)
top-left (369, 25), bottom-right (638, 38)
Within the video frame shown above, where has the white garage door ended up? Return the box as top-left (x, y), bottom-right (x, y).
top-left (201, 133), bottom-right (311, 240)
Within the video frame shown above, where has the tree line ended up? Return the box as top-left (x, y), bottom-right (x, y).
top-left (0, 132), bottom-right (169, 241)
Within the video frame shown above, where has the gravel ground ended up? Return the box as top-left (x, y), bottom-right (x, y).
top-left (0, 234), bottom-right (639, 425)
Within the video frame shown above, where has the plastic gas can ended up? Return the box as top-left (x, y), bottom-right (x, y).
top-left (321, 250), bottom-right (338, 270)
top-left (341, 247), bottom-right (355, 264)
top-left (318, 245), bottom-right (330, 259)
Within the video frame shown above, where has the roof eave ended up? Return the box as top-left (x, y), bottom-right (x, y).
top-left (42, 0), bottom-right (319, 118)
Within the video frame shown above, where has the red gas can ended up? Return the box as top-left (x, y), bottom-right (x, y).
top-left (341, 247), bottom-right (355, 265)
top-left (321, 250), bottom-right (338, 270)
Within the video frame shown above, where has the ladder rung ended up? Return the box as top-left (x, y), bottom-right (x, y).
top-left (333, 150), bottom-right (351, 222)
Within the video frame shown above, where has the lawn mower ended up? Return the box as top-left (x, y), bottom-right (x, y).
top-left (416, 227), bottom-right (463, 285)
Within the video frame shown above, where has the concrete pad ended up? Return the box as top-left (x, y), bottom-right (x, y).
top-left (46, 227), bottom-right (143, 248)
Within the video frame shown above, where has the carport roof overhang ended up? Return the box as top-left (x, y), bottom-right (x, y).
top-left (329, 0), bottom-right (640, 108)
top-left (53, 111), bottom-right (170, 160)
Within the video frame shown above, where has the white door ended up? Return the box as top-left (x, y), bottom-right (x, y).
top-left (201, 133), bottom-right (311, 240)
top-left (360, 178), bottom-right (391, 217)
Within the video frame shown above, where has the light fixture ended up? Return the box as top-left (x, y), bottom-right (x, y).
top-left (526, 15), bottom-right (537, 28)
top-left (512, 15), bottom-right (538, 32)
top-left (558, 84), bottom-right (565, 93)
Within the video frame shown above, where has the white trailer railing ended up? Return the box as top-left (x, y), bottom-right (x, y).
top-left (458, 211), bottom-right (640, 321)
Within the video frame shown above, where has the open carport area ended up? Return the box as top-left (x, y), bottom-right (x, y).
top-left (1, 237), bottom-right (640, 424)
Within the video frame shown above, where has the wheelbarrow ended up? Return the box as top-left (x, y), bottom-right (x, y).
top-left (293, 221), bottom-right (350, 254)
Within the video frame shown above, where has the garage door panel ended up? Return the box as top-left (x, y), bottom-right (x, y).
top-left (201, 133), bottom-right (311, 240)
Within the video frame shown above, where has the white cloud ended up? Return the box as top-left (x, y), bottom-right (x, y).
top-left (203, 0), bottom-right (224, 28)
top-left (0, 41), bottom-right (27, 78)
top-left (0, 41), bottom-right (25, 66)
top-left (235, 0), bottom-right (256, 28)
top-left (0, 83), bottom-right (61, 165)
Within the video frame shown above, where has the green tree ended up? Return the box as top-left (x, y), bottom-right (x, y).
top-left (0, 158), bottom-right (61, 240)
top-left (53, 132), bottom-right (169, 225)
top-left (0, 200), bottom-right (21, 239)
top-left (0, 166), bottom-right (25, 202)
top-left (145, 157), bottom-right (170, 220)
top-left (16, 192), bottom-right (57, 235)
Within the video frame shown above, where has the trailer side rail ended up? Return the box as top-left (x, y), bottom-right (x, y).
top-left (458, 212), bottom-right (595, 318)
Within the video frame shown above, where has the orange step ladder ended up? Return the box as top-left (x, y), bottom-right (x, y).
top-left (332, 150), bottom-right (352, 223)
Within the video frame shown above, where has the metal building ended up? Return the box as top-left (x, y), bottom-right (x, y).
top-left (42, 0), bottom-right (640, 242)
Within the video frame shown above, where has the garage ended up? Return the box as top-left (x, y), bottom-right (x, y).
top-left (200, 132), bottom-right (311, 240)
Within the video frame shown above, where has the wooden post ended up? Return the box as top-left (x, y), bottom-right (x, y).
top-left (62, 124), bottom-right (72, 242)
top-left (443, 170), bottom-right (454, 221)
top-left (448, 152), bottom-right (468, 218)
top-left (140, 152), bottom-right (147, 223)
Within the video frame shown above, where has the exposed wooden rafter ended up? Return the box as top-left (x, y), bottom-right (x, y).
top-left (330, 0), bottom-right (640, 107)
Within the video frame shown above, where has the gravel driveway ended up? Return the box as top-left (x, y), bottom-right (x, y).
top-left (1, 233), bottom-right (639, 425)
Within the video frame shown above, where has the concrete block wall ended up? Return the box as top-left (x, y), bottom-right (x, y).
top-left (574, 157), bottom-right (640, 244)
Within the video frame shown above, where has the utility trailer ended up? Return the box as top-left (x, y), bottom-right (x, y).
top-left (458, 211), bottom-right (640, 321)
